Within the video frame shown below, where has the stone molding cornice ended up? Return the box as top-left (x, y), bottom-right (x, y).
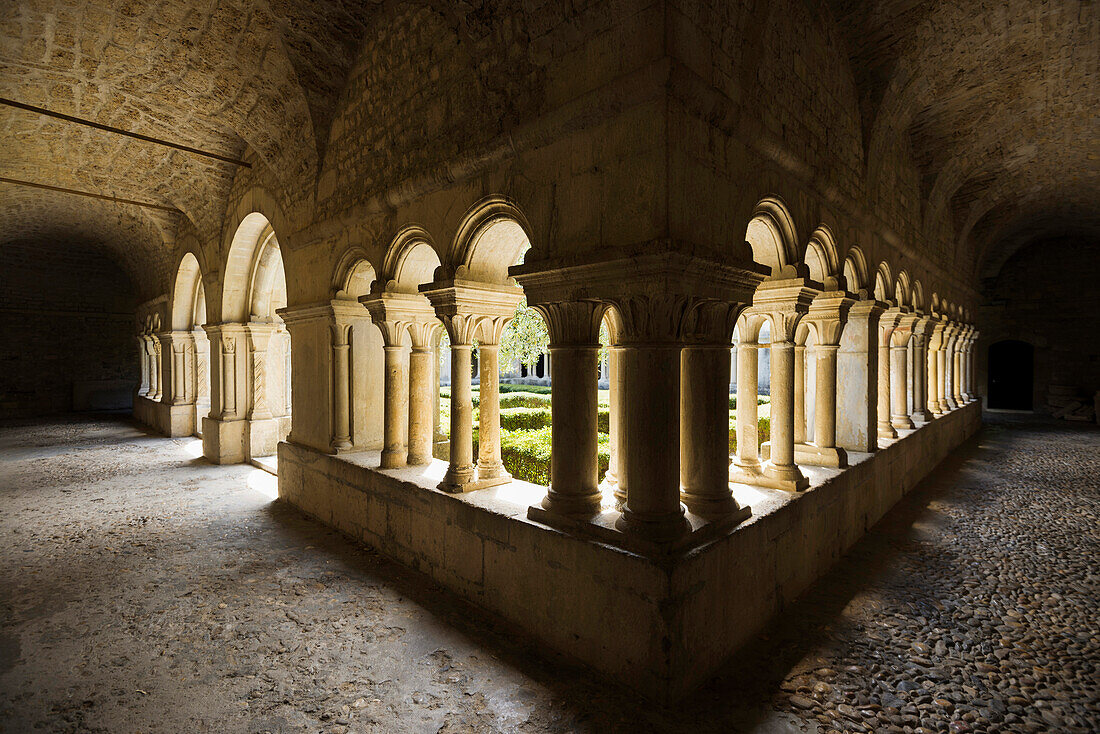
top-left (276, 300), bottom-right (370, 328)
top-left (510, 241), bottom-right (767, 306)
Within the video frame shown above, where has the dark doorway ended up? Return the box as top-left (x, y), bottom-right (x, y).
top-left (987, 340), bottom-right (1034, 410)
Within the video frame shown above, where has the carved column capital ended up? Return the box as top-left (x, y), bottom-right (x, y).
top-left (606, 294), bottom-right (692, 345)
top-left (532, 300), bottom-right (607, 347)
top-left (803, 290), bottom-right (854, 346)
top-left (681, 298), bottom-right (746, 345)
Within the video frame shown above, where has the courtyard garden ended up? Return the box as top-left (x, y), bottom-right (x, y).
top-left (439, 383), bottom-right (771, 486)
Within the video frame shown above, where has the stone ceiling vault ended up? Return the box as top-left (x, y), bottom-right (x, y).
top-left (830, 0), bottom-right (1099, 279)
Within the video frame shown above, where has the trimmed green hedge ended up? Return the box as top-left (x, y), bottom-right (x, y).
top-left (499, 383), bottom-right (552, 394)
top-left (472, 426), bottom-right (610, 485)
top-left (499, 392), bottom-right (551, 409)
top-left (728, 395), bottom-right (773, 409)
top-left (499, 407), bottom-right (551, 431)
top-left (498, 406), bottom-right (611, 433)
top-left (728, 415), bottom-right (771, 454)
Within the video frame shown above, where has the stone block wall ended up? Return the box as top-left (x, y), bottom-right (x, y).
top-left (0, 240), bottom-right (138, 417)
top-left (978, 236), bottom-right (1100, 411)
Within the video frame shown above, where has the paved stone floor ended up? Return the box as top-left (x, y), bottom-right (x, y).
top-left (1, 415), bottom-right (1097, 733)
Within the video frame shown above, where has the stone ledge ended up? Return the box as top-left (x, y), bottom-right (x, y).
top-left (277, 401), bottom-right (981, 702)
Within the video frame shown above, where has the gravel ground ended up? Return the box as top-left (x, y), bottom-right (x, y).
top-left (0, 414), bottom-right (1096, 733)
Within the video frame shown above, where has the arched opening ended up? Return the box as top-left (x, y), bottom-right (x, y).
top-left (745, 198), bottom-right (797, 276)
top-left (336, 258), bottom-right (385, 452)
top-left (843, 246), bottom-right (869, 295)
top-left (220, 213), bottom-right (292, 463)
top-left (170, 253), bottom-right (211, 437)
top-left (988, 340), bottom-right (1034, 410)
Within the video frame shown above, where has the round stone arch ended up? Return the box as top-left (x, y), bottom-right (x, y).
top-left (842, 245), bottom-right (871, 295)
top-left (894, 270), bottom-right (912, 308)
top-left (221, 213), bottom-right (289, 324)
top-left (331, 247), bottom-right (377, 300)
top-left (170, 252), bottom-right (208, 331)
top-left (911, 280), bottom-right (926, 313)
top-left (745, 196), bottom-right (800, 277)
top-left (449, 196), bottom-right (533, 284)
top-left (873, 260), bottom-right (895, 303)
top-left (804, 225), bottom-right (840, 286)
top-left (381, 225), bottom-right (443, 293)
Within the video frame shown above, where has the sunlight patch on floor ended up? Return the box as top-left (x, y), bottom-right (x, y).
top-left (246, 468), bottom-right (279, 500)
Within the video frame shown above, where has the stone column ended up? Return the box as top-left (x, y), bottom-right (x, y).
top-left (836, 299), bottom-right (883, 453)
top-left (330, 322), bottom-right (353, 452)
top-left (730, 338), bottom-right (762, 479)
top-left (533, 301), bottom-right (605, 517)
top-left (475, 321), bottom-right (511, 483)
top-left (966, 329), bottom-right (979, 403)
top-left (151, 336), bottom-right (165, 401)
top-left (890, 315), bottom-right (916, 430)
top-left (407, 320), bottom-right (440, 465)
top-left (219, 333), bottom-right (238, 419)
top-left (911, 318), bottom-right (932, 423)
top-left (607, 345), bottom-right (624, 506)
top-left (598, 295), bottom-right (689, 541)
top-left (944, 325), bottom-right (959, 410)
top-left (766, 317), bottom-right (807, 489)
top-left (953, 328), bottom-right (965, 406)
top-left (793, 341), bottom-right (807, 445)
top-left (378, 323), bottom-right (410, 469)
top-left (137, 336), bottom-right (151, 396)
top-left (441, 328), bottom-right (475, 489)
top-left (930, 321), bottom-right (948, 415)
top-left (680, 299), bottom-right (749, 520)
top-left (877, 310), bottom-right (902, 439)
top-left (245, 324), bottom-right (275, 421)
top-left (797, 291), bottom-right (851, 467)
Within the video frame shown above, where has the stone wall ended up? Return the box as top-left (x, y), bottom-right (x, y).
top-left (0, 240), bottom-right (138, 417)
top-left (978, 236), bottom-right (1100, 412)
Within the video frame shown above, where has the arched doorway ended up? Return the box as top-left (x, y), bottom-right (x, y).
top-left (988, 340), bottom-right (1033, 410)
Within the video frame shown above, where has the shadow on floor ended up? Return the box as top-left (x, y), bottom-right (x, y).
top-left (253, 422), bottom-right (1017, 730)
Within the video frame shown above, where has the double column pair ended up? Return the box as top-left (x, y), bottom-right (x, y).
top-left (361, 293), bottom-right (443, 469)
top-left (730, 279), bottom-right (818, 490)
top-left (532, 295), bottom-right (753, 541)
top-left (420, 280), bottom-right (524, 491)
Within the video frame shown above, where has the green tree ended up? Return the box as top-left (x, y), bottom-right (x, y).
top-left (500, 297), bottom-right (549, 370)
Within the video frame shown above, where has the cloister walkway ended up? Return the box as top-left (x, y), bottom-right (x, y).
top-left (0, 415), bottom-right (1096, 733)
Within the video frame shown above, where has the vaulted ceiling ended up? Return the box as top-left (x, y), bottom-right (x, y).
top-left (1, 0), bottom-right (1096, 293)
top-left (0, 0), bottom-right (381, 284)
top-left (830, 0), bottom-right (1099, 280)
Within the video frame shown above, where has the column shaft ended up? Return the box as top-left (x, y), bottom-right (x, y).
top-left (763, 339), bottom-right (807, 488)
top-left (442, 345), bottom-right (475, 489)
top-left (407, 347), bottom-right (435, 465)
top-left (331, 331), bottom-right (352, 452)
top-left (543, 346), bottom-right (601, 514)
top-left (476, 344), bottom-right (508, 480)
top-left (616, 344), bottom-right (687, 540)
top-left (681, 345), bottom-right (741, 517)
top-left (877, 336), bottom-right (896, 438)
top-left (732, 342), bottom-right (760, 472)
top-left (890, 344), bottom-right (914, 429)
top-left (813, 345), bottom-right (839, 448)
top-left (381, 344), bottom-right (410, 468)
top-left (793, 344), bottom-right (806, 445)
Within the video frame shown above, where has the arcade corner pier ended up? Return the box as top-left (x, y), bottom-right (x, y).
top-left (8, 0), bottom-right (1091, 706)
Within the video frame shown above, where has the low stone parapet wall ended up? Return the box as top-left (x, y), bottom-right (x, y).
top-left (278, 401), bottom-right (981, 702)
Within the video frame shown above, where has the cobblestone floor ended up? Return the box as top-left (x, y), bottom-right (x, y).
top-left (0, 415), bottom-right (1097, 733)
